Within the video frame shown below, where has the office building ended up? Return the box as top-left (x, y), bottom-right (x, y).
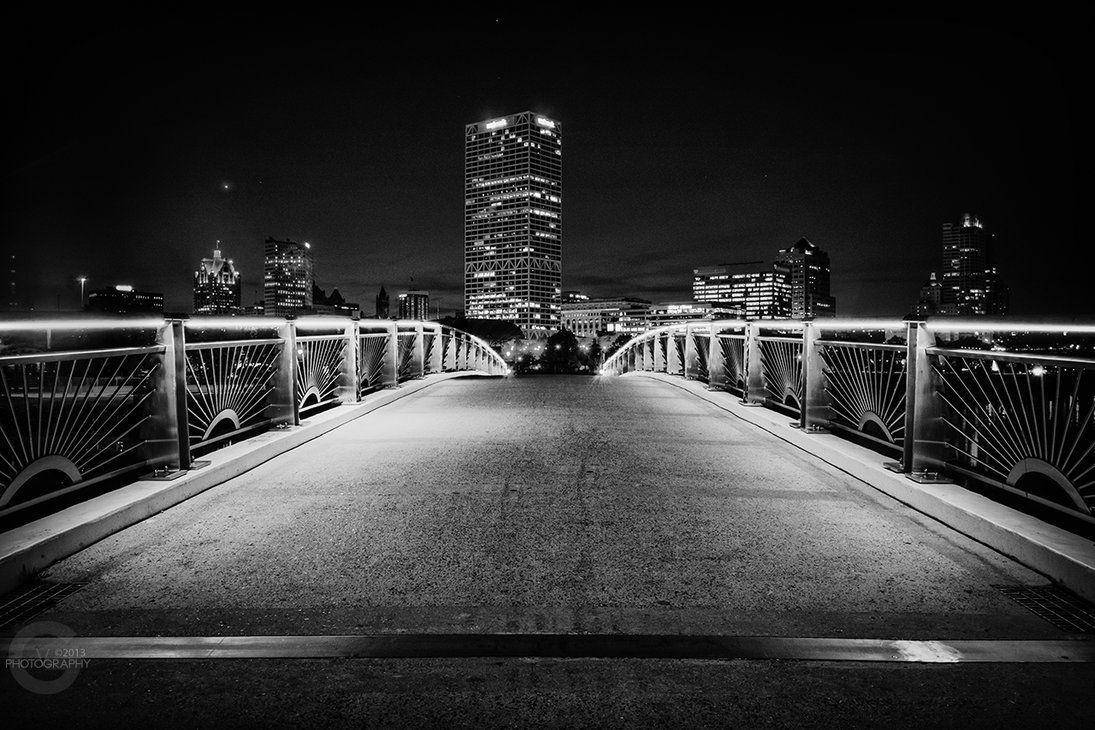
top-left (193, 248), bottom-right (242, 315)
top-left (775, 237), bottom-right (835, 318)
top-left (465, 111), bottom-right (562, 336)
top-left (263, 237), bottom-right (313, 317)
top-left (693, 261), bottom-right (791, 319)
top-left (918, 213), bottom-right (1009, 316)
top-left (561, 297), bottom-right (651, 337)
top-left (86, 284), bottom-right (164, 314)
top-left (397, 291), bottom-right (430, 321)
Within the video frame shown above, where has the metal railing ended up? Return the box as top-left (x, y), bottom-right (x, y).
top-left (0, 316), bottom-right (508, 517)
top-left (602, 318), bottom-right (1095, 525)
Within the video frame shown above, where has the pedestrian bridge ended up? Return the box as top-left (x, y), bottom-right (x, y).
top-left (2, 315), bottom-right (1095, 724)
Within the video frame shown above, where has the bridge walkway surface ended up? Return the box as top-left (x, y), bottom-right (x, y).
top-left (5, 375), bottom-right (1094, 726)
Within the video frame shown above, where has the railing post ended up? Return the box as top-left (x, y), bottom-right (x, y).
top-left (341, 319), bottom-right (359, 402)
top-left (383, 321), bottom-right (399, 386)
top-left (666, 328), bottom-right (681, 375)
top-left (276, 319), bottom-right (300, 426)
top-left (653, 331), bottom-right (665, 371)
top-left (800, 321), bottom-right (829, 432)
top-left (707, 323), bottom-right (727, 389)
top-left (444, 329), bottom-right (456, 371)
top-left (642, 337), bottom-right (652, 371)
top-left (743, 321), bottom-right (765, 405)
top-left (429, 324), bottom-right (443, 374)
top-left (413, 322), bottom-right (425, 379)
top-left (907, 321), bottom-right (950, 483)
top-left (683, 324), bottom-right (696, 379)
top-left (154, 319), bottom-right (191, 471)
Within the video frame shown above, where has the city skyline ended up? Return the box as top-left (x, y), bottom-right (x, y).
top-left (2, 11), bottom-right (1087, 318)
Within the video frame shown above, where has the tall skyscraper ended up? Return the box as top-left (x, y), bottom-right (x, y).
top-left (775, 237), bottom-right (836, 318)
top-left (693, 262), bottom-right (792, 319)
top-left (464, 111), bottom-right (562, 337)
top-left (263, 237), bottom-right (313, 317)
top-left (193, 248), bottom-right (242, 315)
top-left (397, 291), bottom-right (430, 321)
top-left (918, 213), bottom-right (1009, 316)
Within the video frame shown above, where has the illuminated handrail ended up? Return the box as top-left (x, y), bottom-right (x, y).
top-left (0, 315), bottom-right (509, 518)
top-left (601, 317), bottom-right (1095, 525)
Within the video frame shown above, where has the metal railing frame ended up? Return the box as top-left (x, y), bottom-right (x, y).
top-left (0, 316), bottom-right (508, 517)
top-left (601, 317), bottom-right (1095, 524)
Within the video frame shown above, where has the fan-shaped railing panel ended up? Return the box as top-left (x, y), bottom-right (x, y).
top-left (0, 317), bottom-right (508, 518)
top-left (600, 318), bottom-right (1095, 526)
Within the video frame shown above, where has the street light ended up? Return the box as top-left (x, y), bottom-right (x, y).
top-left (77, 276), bottom-right (88, 307)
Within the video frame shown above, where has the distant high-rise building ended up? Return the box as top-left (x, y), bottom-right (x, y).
top-left (775, 237), bottom-right (835, 318)
top-left (193, 248), bottom-right (242, 315)
top-left (914, 214), bottom-right (1011, 317)
top-left (375, 285), bottom-right (390, 319)
top-left (263, 237), bottom-right (313, 317)
top-left (465, 111), bottom-right (562, 336)
top-left (86, 284), bottom-right (164, 314)
top-left (693, 262), bottom-right (791, 319)
top-left (933, 213), bottom-right (1009, 316)
top-left (397, 291), bottom-right (430, 321)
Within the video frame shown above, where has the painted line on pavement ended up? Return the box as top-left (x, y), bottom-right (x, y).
top-left (3, 634), bottom-right (1093, 663)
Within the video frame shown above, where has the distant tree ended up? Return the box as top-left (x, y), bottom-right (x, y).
top-left (604, 333), bottom-right (632, 358)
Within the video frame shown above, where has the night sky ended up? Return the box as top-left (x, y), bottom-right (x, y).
top-left (3, 9), bottom-right (1089, 317)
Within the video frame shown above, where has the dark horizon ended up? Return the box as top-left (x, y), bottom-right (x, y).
top-left (3, 9), bottom-right (1089, 317)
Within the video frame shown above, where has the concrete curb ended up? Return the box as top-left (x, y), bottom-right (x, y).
top-left (628, 372), bottom-right (1095, 603)
top-left (0, 371), bottom-right (489, 595)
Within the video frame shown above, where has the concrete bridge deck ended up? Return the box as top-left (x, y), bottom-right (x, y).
top-left (6, 375), bottom-right (1094, 726)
